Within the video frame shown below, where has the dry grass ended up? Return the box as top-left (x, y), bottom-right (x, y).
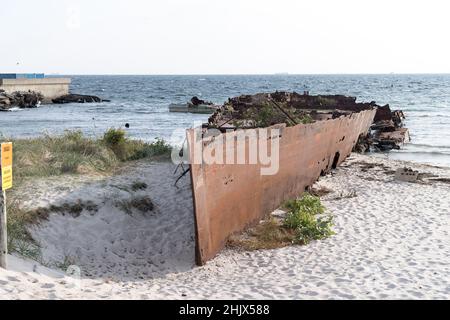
top-left (7, 130), bottom-right (172, 186)
top-left (12, 131), bottom-right (116, 182)
top-left (32, 200), bottom-right (99, 220)
top-left (228, 218), bottom-right (295, 251)
top-left (131, 181), bottom-right (148, 191)
top-left (6, 200), bottom-right (43, 262)
top-left (10, 200), bottom-right (100, 226)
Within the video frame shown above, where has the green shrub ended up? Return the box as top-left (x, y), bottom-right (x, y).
top-left (102, 129), bottom-right (172, 161)
top-left (254, 103), bottom-right (277, 127)
top-left (300, 114), bottom-right (314, 124)
top-left (284, 193), bottom-right (334, 245)
top-left (150, 138), bottom-right (173, 156)
top-left (102, 128), bottom-right (128, 160)
top-left (285, 193), bottom-right (325, 223)
top-left (229, 193), bottom-right (334, 251)
top-left (103, 128), bottom-right (126, 146)
top-left (290, 211), bottom-right (334, 245)
top-left (127, 138), bottom-right (172, 160)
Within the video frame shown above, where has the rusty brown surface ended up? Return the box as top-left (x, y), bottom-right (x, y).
top-left (188, 108), bottom-right (377, 265)
top-left (371, 105), bottom-right (409, 150)
top-left (378, 128), bottom-right (411, 144)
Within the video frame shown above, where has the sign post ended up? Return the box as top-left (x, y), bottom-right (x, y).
top-left (0, 142), bottom-right (13, 269)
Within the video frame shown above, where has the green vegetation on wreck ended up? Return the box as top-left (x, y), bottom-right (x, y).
top-left (227, 102), bottom-right (315, 129)
top-left (7, 129), bottom-right (172, 183)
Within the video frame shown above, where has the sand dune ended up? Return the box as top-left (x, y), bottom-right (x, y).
top-left (1, 154), bottom-right (449, 299)
top-left (28, 162), bottom-right (195, 281)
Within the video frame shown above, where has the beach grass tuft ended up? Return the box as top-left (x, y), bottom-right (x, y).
top-left (6, 200), bottom-right (43, 262)
top-left (115, 196), bottom-right (154, 215)
top-left (228, 193), bottom-right (334, 251)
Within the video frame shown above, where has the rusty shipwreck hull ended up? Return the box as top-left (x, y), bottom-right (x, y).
top-left (187, 108), bottom-right (377, 265)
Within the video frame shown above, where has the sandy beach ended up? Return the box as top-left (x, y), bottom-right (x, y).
top-left (0, 153), bottom-right (449, 300)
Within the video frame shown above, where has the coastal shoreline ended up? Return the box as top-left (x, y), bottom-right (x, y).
top-left (2, 74), bottom-right (450, 168)
top-left (0, 153), bottom-right (449, 299)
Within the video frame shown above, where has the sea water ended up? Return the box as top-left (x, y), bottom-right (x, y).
top-left (1, 74), bottom-right (449, 167)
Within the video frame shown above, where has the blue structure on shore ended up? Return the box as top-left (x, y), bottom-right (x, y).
top-left (0, 73), bottom-right (45, 79)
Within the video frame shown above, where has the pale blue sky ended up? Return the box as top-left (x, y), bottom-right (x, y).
top-left (1, 0), bottom-right (449, 74)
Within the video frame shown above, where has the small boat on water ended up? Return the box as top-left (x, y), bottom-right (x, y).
top-left (169, 96), bottom-right (219, 114)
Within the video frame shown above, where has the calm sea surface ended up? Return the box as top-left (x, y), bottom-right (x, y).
top-left (1, 75), bottom-right (450, 166)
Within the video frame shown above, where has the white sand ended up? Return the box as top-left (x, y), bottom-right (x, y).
top-left (1, 154), bottom-right (449, 300)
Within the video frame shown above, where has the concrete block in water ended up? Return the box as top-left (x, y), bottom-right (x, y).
top-left (0, 78), bottom-right (71, 103)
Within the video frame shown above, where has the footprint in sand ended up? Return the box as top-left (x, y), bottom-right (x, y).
top-left (305, 291), bottom-right (319, 297)
top-left (6, 276), bottom-right (20, 282)
top-left (47, 293), bottom-right (57, 299)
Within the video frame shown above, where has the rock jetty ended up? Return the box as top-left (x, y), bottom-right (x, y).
top-left (52, 94), bottom-right (109, 104)
top-left (0, 90), bottom-right (109, 111)
top-left (0, 90), bottom-right (44, 111)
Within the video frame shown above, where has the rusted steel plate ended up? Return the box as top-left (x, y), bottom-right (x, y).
top-left (188, 109), bottom-right (377, 265)
top-left (378, 128), bottom-right (410, 144)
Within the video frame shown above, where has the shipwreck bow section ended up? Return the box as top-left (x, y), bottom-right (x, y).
top-left (187, 92), bottom-right (396, 266)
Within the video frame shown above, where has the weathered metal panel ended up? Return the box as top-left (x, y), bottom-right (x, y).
top-left (188, 109), bottom-right (377, 265)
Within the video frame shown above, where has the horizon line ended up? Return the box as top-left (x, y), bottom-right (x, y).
top-left (45, 72), bottom-right (450, 76)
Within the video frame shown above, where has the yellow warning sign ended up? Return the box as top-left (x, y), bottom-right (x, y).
top-left (1, 166), bottom-right (12, 190)
top-left (1, 142), bottom-right (13, 190)
top-left (1, 143), bottom-right (12, 167)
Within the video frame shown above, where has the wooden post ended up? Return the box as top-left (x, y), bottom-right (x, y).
top-left (0, 190), bottom-right (6, 269)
